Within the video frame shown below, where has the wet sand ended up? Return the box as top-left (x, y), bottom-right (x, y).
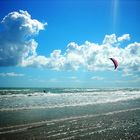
top-left (0, 108), bottom-right (140, 140)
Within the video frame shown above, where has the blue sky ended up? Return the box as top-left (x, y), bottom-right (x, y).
top-left (0, 0), bottom-right (140, 88)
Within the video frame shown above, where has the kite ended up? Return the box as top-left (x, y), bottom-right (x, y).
top-left (109, 58), bottom-right (118, 69)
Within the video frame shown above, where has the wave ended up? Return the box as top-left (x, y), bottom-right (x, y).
top-left (0, 95), bottom-right (140, 112)
top-left (0, 88), bottom-right (140, 96)
top-left (0, 89), bottom-right (140, 113)
top-left (0, 89), bottom-right (140, 97)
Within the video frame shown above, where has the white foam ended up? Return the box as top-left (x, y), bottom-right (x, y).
top-left (0, 93), bottom-right (140, 112)
top-left (0, 89), bottom-right (140, 112)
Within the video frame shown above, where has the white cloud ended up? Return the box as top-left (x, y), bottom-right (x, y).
top-left (103, 34), bottom-right (117, 45)
top-left (21, 55), bottom-right (49, 68)
top-left (0, 72), bottom-right (24, 77)
top-left (32, 34), bottom-right (139, 75)
top-left (91, 76), bottom-right (104, 80)
top-left (0, 10), bottom-right (47, 66)
top-left (118, 34), bottom-right (130, 42)
top-left (0, 11), bottom-right (140, 77)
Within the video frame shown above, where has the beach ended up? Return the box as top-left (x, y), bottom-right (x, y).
top-left (0, 88), bottom-right (140, 140)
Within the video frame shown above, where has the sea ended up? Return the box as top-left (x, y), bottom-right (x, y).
top-left (0, 88), bottom-right (140, 140)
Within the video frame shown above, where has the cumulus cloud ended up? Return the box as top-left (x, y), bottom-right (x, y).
top-left (0, 11), bottom-right (140, 76)
top-left (0, 10), bottom-right (47, 66)
top-left (0, 72), bottom-right (24, 77)
top-left (103, 34), bottom-right (117, 45)
top-left (117, 34), bottom-right (130, 42)
top-left (28, 34), bottom-right (139, 75)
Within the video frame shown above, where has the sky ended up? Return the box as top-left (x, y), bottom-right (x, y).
top-left (0, 0), bottom-right (140, 88)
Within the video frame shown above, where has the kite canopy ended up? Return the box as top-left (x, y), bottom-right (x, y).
top-left (109, 58), bottom-right (118, 69)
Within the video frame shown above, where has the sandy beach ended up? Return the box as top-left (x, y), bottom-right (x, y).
top-left (0, 88), bottom-right (140, 140)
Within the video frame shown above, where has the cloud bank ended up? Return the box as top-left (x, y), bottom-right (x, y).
top-left (0, 10), bottom-right (47, 66)
top-left (0, 10), bottom-right (140, 75)
top-left (24, 34), bottom-right (140, 75)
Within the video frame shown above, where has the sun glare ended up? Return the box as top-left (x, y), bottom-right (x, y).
top-left (112, 0), bottom-right (119, 32)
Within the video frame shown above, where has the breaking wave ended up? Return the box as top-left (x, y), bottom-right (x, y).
top-left (0, 88), bottom-right (140, 112)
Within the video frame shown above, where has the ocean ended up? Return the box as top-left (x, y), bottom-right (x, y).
top-left (0, 88), bottom-right (140, 140)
